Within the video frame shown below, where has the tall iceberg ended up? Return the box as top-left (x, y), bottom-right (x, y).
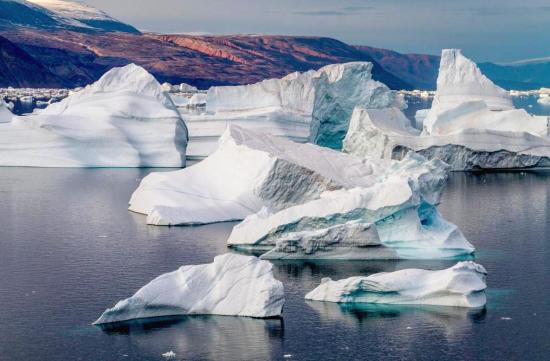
top-left (0, 64), bottom-right (188, 167)
top-left (94, 254), bottom-right (285, 325)
top-left (343, 50), bottom-right (550, 171)
top-left (182, 62), bottom-right (402, 158)
top-left (305, 262), bottom-right (487, 308)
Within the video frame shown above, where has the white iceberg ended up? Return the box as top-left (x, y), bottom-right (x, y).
top-left (228, 153), bottom-right (474, 259)
top-left (182, 62), bottom-right (401, 158)
top-left (344, 50), bottom-right (550, 170)
top-left (0, 101), bottom-right (13, 123)
top-left (93, 254), bottom-right (284, 325)
top-left (305, 261), bottom-right (487, 308)
top-left (130, 125), bottom-right (389, 225)
top-left (259, 220), bottom-right (400, 260)
top-left (0, 64), bottom-right (188, 167)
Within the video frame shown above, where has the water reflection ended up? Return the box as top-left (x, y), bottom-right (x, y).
top-left (97, 315), bottom-right (284, 361)
top-left (307, 301), bottom-right (486, 340)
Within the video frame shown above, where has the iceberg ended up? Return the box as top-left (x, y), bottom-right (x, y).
top-left (344, 50), bottom-right (550, 171)
top-left (305, 261), bottom-right (487, 308)
top-left (182, 62), bottom-right (402, 158)
top-left (131, 125), bottom-right (473, 259)
top-left (0, 101), bottom-right (13, 123)
top-left (0, 64), bottom-right (188, 167)
top-left (93, 254), bottom-right (284, 325)
top-left (228, 153), bottom-right (474, 259)
top-left (130, 125), bottom-right (390, 225)
top-left (259, 220), bottom-right (401, 260)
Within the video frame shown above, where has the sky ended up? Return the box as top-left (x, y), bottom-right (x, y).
top-left (86, 0), bottom-right (550, 63)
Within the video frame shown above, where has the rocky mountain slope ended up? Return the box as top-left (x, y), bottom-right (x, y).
top-left (0, 34), bottom-right (66, 87)
top-left (0, 28), bottom-right (412, 89)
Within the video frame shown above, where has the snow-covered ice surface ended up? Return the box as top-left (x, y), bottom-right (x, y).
top-left (130, 125), bottom-right (388, 225)
top-left (305, 262), bottom-right (487, 308)
top-left (228, 152), bottom-right (474, 259)
top-left (93, 254), bottom-right (284, 325)
top-left (0, 64), bottom-right (188, 167)
top-left (344, 50), bottom-right (550, 171)
top-left (181, 62), bottom-right (401, 158)
top-left (25, 0), bottom-right (138, 32)
top-left (131, 125), bottom-right (473, 259)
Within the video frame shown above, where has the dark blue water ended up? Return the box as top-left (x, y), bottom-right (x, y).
top-left (0, 168), bottom-right (549, 361)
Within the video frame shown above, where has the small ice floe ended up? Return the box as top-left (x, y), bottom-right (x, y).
top-left (93, 254), bottom-right (284, 325)
top-left (162, 350), bottom-right (176, 358)
top-left (305, 262), bottom-right (487, 308)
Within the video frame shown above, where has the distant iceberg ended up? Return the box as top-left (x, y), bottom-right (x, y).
top-left (305, 262), bottom-right (487, 308)
top-left (344, 50), bottom-right (550, 171)
top-left (0, 64), bottom-right (188, 167)
top-left (181, 62), bottom-right (403, 158)
top-left (0, 101), bottom-right (12, 123)
top-left (93, 254), bottom-right (284, 325)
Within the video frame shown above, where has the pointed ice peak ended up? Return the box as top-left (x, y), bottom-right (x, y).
top-left (435, 49), bottom-right (513, 110)
top-left (423, 49), bottom-right (514, 134)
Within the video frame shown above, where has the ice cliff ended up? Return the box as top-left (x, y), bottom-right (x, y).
top-left (181, 62), bottom-right (402, 158)
top-left (305, 262), bottom-right (487, 308)
top-left (93, 254), bottom-right (285, 324)
top-left (344, 50), bottom-right (550, 170)
top-left (0, 64), bottom-right (188, 167)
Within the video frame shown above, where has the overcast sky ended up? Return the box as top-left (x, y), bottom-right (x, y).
top-left (86, 0), bottom-right (550, 63)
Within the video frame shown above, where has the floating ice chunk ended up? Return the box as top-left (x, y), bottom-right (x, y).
top-left (305, 261), bottom-right (487, 308)
top-left (162, 351), bottom-right (176, 359)
top-left (0, 101), bottom-right (13, 123)
top-left (184, 62), bottom-right (401, 158)
top-left (93, 254), bottom-right (284, 325)
top-left (179, 83), bottom-right (198, 92)
top-left (227, 152), bottom-right (473, 259)
top-left (130, 125), bottom-right (388, 225)
top-left (0, 64), bottom-right (188, 167)
top-left (343, 50), bottom-right (550, 170)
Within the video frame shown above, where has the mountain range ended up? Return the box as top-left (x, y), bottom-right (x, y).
top-left (0, 0), bottom-right (547, 90)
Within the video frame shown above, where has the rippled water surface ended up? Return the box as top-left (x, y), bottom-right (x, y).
top-left (0, 169), bottom-right (549, 361)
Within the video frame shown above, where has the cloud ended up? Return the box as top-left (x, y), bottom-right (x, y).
top-left (294, 5), bottom-right (372, 16)
top-left (470, 6), bottom-right (550, 16)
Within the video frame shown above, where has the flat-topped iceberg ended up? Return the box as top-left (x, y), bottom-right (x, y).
top-left (130, 125), bottom-right (390, 225)
top-left (94, 254), bottom-right (284, 325)
top-left (181, 62), bottom-right (403, 158)
top-left (0, 64), bottom-right (188, 167)
top-left (344, 50), bottom-right (550, 171)
top-left (305, 262), bottom-right (487, 308)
